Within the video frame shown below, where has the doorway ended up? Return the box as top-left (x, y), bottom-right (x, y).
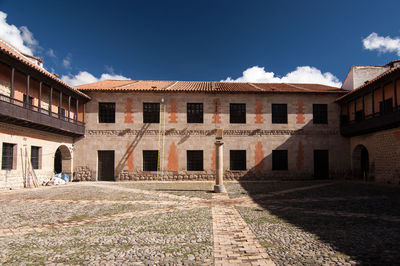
top-left (54, 145), bottom-right (72, 175)
top-left (98, 150), bottom-right (115, 181)
top-left (314, 150), bottom-right (329, 179)
top-left (352, 145), bottom-right (369, 180)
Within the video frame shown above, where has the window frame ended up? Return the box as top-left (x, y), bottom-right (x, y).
top-left (31, 146), bottom-right (41, 170)
top-left (143, 102), bottom-right (160, 123)
top-left (230, 150), bottom-right (246, 171)
top-left (313, 104), bottom-right (328, 124)
top-left (187, 103), bottom-right (204, 123)
top-left (2, 143), bottom-right (15, 170)
top-left (271, 104), bottom-right (288, 124)
top-left (142, 150), bottom-right (159, 171)
top-left (230, 103), bottom-right (246, 124)
top-left (98, 102), bottom-right (116, 123)
top-left (187, 150), bottom-right (204, 171)
top-left (272, 150), bottom-right (288, 171)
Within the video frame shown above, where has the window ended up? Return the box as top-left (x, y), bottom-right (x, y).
top-left (58, 107), bottom-right (66, 118)
top-left (31, 146), bottom-right (41, 169)
top-left (272, 104), bottom-right (287, 124)
top-left (230, 103), bottom-right (246, 123)
top-left (313, 104), bottom-right (328, 124)
top-left (355, 110), bottom-right (364, 122)
top-left (23, 94), bottom-right (33, 108)
top-left (272, 150), bottom-right (288, 170)
top-left (2, 143), bottom-right (15, 170)
top-left (187, 150), bottom-right (203, 171)
top-left (187, 103), bottom-right (203, 123)
top-left (380, 98), bottom-right (393, 114)
top-left (99, 102), bottom-right (115, 123)
top-left (143, 150), bottom-right (159, 171)
top-left (143, 103), bottom-right (160, 123)
top-left (230, 150), bottom-right (246, 170)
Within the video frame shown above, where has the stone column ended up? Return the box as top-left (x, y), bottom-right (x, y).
top-left (214, 139), bottom-right (226, 193)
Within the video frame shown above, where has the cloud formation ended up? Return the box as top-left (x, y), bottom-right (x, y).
top-left (363, 32), bottom-right (400, 56)
top-left (222, 66), bottom-right (342, 87)
top-left (61, 71), bottom-right (130, 86)
top-left (0, 11), bottom-right (37, 55)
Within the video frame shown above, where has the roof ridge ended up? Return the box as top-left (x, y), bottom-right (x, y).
top-left (113, 80), bottom-right (140, 89)
top-left (248, 83), bottom-right (264, 91)
top-left (165, 81), bottom-right (179, 90)
top-left (286, 83), bottom-right (313, 92)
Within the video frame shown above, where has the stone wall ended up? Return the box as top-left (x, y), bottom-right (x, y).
top-left (73, 92), bottom-right (350, 181)
top-left (350, 127), bottom-right (400, 184)
top-left (0, 122), bottom-right (74, 189)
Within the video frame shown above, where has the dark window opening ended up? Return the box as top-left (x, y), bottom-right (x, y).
top-left (380, 98), bottom-right (393, 114)
top-left (31, 146), bottom-right (40, 169)
top-left (23, 94), bottom-right (33, 108)
top-left (143, 103), bottom-right (160, 123)
top-left (58, 107), bottom-right (66, 119)
top-left (272, 150), bottom-right (288, 170)
top-left (272, 104), bottom-right (287, 124)
top-left (340, 115), bottom-right (349, 125)
top-left (143, 150), bottom-right (159, 171)
top-left (230, 150), bottom-right (246, 170)
top-left (230, 103), bottom-right (246, 123)
top-left (187, 103), bottom-right (203, 123)
top-left (187, 150), bottom-right (203, 171)
top-left (313, 104), bottom-right (328, 124)
top-left (99, 102), bottom-right (115, 123)
top-left (355, 110), bottom-right (364, 122)
top-left (2, 143), bottom-right (14, 170)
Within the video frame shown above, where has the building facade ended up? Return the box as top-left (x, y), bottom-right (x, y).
top-left (0, 39), bottom-right (89, 188)
top-left (73, 81), bottom-right (349, 182)
top-left (0, 37), bottom-right (399, 189)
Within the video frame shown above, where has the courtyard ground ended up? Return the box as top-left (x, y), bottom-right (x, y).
top-left (0, 180), bottom-right (399, 265)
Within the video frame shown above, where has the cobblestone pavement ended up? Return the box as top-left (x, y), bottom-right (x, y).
top-left (1, 181), bottom-right (399, 265)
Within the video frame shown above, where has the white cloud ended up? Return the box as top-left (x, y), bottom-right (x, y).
top-left (0, 11), bottom-right (37, 55)
top-left (62, 55), bottom-right (71, 68)
top-left (61, 71), bottom-right (130, 86)
top-left (363, 32), bottom-right (400, 56)
top-left (222, 66), bottom-right (342, 87)
top-left (47, 49), bottom-right (56, 58)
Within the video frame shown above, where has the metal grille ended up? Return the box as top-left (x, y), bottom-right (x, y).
top-left (143, 103), bottom-right (160, 123)
top-left (187, 103), bottom-right (203, 123)
top-left (143, 150), bottom-right (159, 171)
top-left (272, 150), bottom-right (288, 170)
top-left (313, 104), bottom-right (328, 124)
top-left (99, 102), bottom-right (115, 123)
top-left (230, 150), bottom-right (246, 170)
top-left (187, 150), bottom-right (203, 171)
top-left (2, 143), bottom-right (14, 170)
top-left (272, 104), bottom-right (287, 124)
top-left (230, 103), bottom-right (246, 123)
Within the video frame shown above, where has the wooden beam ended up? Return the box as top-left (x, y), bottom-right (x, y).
top-left (38, 81), bottom-right (42, 110)
top-left (10, 67), bottom-right (14, 100)
top-left (354, 99), bottom-right (356, 120)
top-left (49, 87), bottom-right (53, 115)
top-left (83, 102), bottom-right (85, 123)
top-left (59, 90), bottom-right (62, 118)
top-left (362, 95), bottom-right (365, 119)
top-left (394, 79), bottom-right (398, 111)
top-left (68, 95), bottom-right (71, 120)
top-left (76, 99), bottom-right (79, 121)
top-left (26, 74), bottom-right (30, 106)
top-left (372, 88), bottom-right (375, 115)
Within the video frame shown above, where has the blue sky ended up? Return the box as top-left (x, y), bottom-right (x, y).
top-left (0, 0), bottom-right (400, 86)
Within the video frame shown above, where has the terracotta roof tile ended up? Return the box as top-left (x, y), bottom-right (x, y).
top-left (77, 79), bottom-right (346, 94)
top-left (0, 38), bottom-right (90, 99)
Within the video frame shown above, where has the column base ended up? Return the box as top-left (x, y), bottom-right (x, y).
top-left (214, 185), bottom-right (226, 193)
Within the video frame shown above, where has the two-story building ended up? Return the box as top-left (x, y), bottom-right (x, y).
top-left (73, 81), bottom-right (349, 182)
top-left (0, 39), bottom-right (90, 188)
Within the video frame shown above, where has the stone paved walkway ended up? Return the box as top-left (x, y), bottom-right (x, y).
top-left (212, 193), bottom-right (275, 265)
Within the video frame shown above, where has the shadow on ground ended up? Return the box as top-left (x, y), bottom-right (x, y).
top-left (237, 180), bottom-right (400, 265)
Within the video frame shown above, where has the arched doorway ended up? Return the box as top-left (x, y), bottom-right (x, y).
top-left (54, 145), bottom-right (72, 175)
top-left (352, 145), bottom-right (369, 180)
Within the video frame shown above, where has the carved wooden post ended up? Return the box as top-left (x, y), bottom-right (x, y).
top-left (214, 128), bottom-right (226, 193)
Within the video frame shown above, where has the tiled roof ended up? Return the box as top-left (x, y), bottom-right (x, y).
top-left (77, 80), bottom-right (346, 94)
top-left (0, 39), bottom-right (90, 100)
top-left (336, 65), bottom-right (400, 102)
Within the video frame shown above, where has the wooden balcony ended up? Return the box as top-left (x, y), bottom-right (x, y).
top-left (0, 94), bottom-right (85, 137)
top-left (340, 109), bottom-right (400, 137)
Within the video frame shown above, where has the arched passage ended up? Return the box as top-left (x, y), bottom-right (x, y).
top-left (352, 144), bottom-right (369, 180)
top-left (54, 145), bottom-right (72, 175)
